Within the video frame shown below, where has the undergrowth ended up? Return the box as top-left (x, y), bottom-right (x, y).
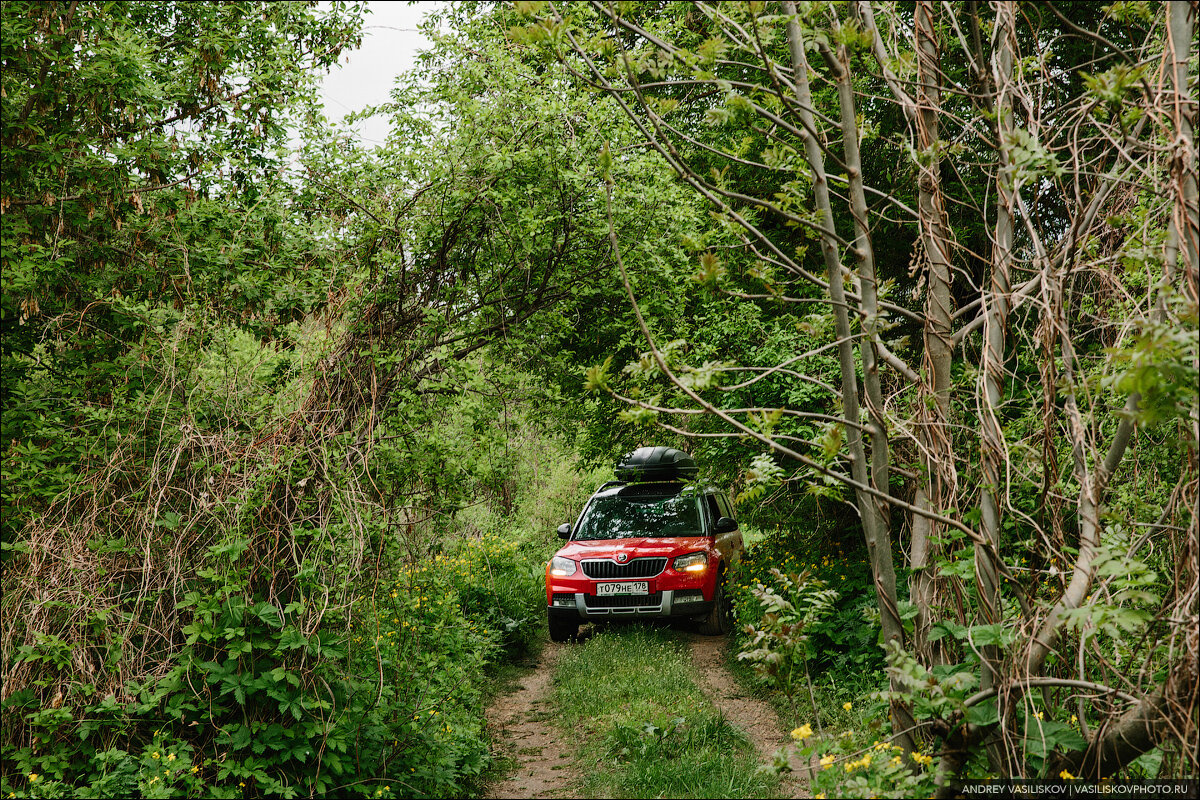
top-left (0, 306), bottom-right (588, 798)
top-left (729, 523), bottom-right (942, 798)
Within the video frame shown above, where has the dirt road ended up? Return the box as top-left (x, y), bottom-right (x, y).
top-left (482, 633), bottom-right (809, 799)
top-left (483, 643), bottom-right (578, 800)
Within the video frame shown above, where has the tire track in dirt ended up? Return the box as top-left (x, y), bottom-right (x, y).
top-left (685, 632), bottom-right (811, 799)
top-left (483, 642), bottom-right (579, 799)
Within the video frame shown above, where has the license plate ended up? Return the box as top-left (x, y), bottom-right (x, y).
top-left (596, 582), bottom-right (649, 596)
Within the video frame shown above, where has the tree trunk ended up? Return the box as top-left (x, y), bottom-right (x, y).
top-left (877, 0), bottom-right (960, 670)
top-left (976, 1), bottom-right (1017, 774)
top-left (782, 0), bottom-right (914, 753)
top-left (979, 0), bottom-right (1015, 702)
top-left (829, 21), bottom-right (915, 746)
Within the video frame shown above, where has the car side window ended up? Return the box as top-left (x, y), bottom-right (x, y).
top-left (715, 493), bottom-right (735, 522)
top-left (704, 493), bottom-right (722, 529)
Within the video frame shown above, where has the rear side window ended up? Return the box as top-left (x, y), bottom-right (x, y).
top-left (715, 493), bottom-right (735, 521)
top-left (704, 494), bottom-right (722, 528)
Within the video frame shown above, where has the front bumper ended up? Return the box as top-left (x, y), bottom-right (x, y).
top-left (548, 589), bottom-right (714, 620)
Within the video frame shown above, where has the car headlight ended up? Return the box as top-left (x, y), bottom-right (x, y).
top-left (673, 551), bottom-right (708, 573)
top-left (549, 556), bottom-right (577, 577)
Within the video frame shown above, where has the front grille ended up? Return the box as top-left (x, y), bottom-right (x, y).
top-left (581, 557), bottom-right (666, 579)
top-left (585, 592), bottom-right (663, 609)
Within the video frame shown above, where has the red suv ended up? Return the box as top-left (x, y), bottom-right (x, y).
top-left (545, 447), bottom-right (744, 641)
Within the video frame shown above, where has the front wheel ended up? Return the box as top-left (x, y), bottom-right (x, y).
top-left (697, 576), bottom-right (733, 636)
top-left (548, 610), bottom-right (578, 642)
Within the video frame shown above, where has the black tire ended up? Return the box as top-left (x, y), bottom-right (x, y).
top-left (697, 575), bottom-right (733, 636)
top-left (548, 610), bottom-right (578, 642)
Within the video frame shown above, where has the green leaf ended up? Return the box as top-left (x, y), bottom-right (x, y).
top-left (583, 356), bottom-right (613, 393)
top-left (967, 700), bottom-right (1000, 726)
top-left (964, 623), bottom-right (1016, 648)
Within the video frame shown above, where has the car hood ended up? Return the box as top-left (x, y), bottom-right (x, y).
top-left (555, 537), bottom-right (709, 561)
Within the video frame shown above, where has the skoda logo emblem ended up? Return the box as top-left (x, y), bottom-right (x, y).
top-left (616, 553), bottom-right (629, 563)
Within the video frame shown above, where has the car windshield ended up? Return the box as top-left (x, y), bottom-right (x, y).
top-left (573, 484), bottom-right (703, 540)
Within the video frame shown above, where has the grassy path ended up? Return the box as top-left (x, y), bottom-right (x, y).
top-left (686, 632), bottom-right (809, 798)
top-left (483, 625), bottom-right (807, 799)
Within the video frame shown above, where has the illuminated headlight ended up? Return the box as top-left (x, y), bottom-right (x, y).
top-left (673, 552), bottom-right (708, 573)
top-left (549, 556), bottom-right (577, 577)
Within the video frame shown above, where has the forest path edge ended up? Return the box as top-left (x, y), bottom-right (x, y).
top-left (482, 642), bottom-right (579, 800)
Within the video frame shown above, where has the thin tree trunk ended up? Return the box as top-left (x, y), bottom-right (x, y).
top-left (858, 0), bottom-right (962, 668)
top-left (975, 1), bottom-right (1017, 776)
top-left (828, 21), bottom-right (916, 745)
top-left (912, 0), bottom-right (961, 666)
top-left (979, 0), bottom-right (1015, 703)
top-left (1167, 1), bottom-right (1199, 297)
top-left (782, 0), bottom-right (914, 753)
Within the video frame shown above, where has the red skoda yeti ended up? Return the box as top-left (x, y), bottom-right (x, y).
top-left (545, 447), bottom-right (744, 641)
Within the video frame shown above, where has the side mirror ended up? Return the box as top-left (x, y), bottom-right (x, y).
top-left (714, 516), bottom-right (737, 534)
top-left (556, 523), bottom-right (572, 540)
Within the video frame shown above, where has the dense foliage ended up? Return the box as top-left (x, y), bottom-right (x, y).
top-left (2, 1), bottom-right (1196, 798)
top-left (511, 0), bottom-right (1198, 792)
top-left (1, 2), bottom-right (587, 797)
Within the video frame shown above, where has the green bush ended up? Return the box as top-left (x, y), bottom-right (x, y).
top-left (1, 527), bottom-right (550, 799)
top-left (731, 526), bottom-right (885, 679)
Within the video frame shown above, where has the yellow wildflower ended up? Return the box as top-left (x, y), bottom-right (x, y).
top-left (790, 723), bottom-right (813, 740)
top-left (28, 774), bottom-right (39, 784)
top-left (1060, 770), bottom-right (1076, 780)
top-left (843, 701), bottom-right (852, 711)
top-left (167, 753), bottom-right (176, 762)
top-left (820, 754), bottom-right (835, 769)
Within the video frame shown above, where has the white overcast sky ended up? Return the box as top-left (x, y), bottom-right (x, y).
top-left (316, 1), bottom-right (443, 146)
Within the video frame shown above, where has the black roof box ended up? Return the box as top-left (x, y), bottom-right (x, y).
top-left (614, 447), bottom-right (698, 482)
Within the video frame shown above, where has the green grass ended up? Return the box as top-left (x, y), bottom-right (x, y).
top-left (550, 625), bottom-right (780, 799)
